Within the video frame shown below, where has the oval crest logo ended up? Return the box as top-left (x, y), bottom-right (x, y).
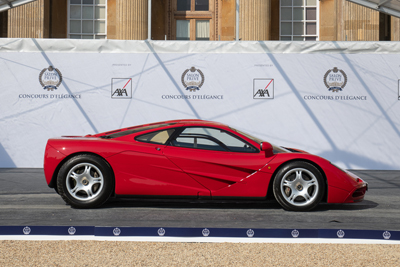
top-left (324, 67), bottom-right (347, 92)
top-left (39, 65), bottom-right (62, 91)
top-left (181, 67), bottom-right (205, 92)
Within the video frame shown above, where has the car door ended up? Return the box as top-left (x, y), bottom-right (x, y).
top-left (108, 128), bottom-right (210, 197)
top-left (163, 127), bottom-right (273, 197)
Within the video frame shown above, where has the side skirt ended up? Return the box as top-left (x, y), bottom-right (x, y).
top-left (115, 195), bottom-right (267, 201)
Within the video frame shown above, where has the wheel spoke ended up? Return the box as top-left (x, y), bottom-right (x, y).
top-left (92, 177), bottom-right (102, 183)
top-left (303, 192), bottom-right (311, 201)
top-left (295, 170), bottom-right (302, 181)
top-left (86, 187), bottom-right (94, 198)
top-left (304, 180), bottom-right (316, 190)
top-left (288, 192), bottom-right (298, 203)
top-left (283, 180), bottom-right (293, 187)
top-left (69, 171), bottom-right (79, 181)
top-left (70, 185), bottom-right (80, 196)
top-left (83, 165), bottom-right (91, 176)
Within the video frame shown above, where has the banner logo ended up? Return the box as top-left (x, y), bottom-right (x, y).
top-left (246, 229), bottom-right (255, 237)
top-left (23, 226), bottom-right (31, 235)
top-left (202, 228), bottom-right (210, 237)
top-left (324, 67), bottom-right (347, 92)
top-left (182, 67), bottom-right (205, 92)
top-left (157, 228), bottom-right (166, 236)
top-left (68, 227), bottom-right (76, 235)
top-left (383, 231), bottom-right (391, 240)
top-left (39, 66), bottom-right (62, 91)
top-left (291, 229), bottom-right (300, 238)
top-left (337, 230), bottom-right (345, 238)
top-left (111, 78), bottom-right (132, 99)
top-left (253, 79), bottom-right (274, 99)
top-left (113, 227), bottom-right (121, 236)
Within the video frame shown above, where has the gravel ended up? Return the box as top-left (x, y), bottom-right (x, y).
top-left (1, 241), bottom-right (399, 266)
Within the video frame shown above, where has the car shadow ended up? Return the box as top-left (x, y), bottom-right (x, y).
top-left (313, 200), bottom-right (378, 211)
top-left (99, 198), bottom-right (378, 211)
top-left (101, 198), bottom-right (282, 210)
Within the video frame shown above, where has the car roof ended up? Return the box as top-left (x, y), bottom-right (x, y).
top-left (166, 119), bottom-right (226, 127)
top-left (92, 119), bottom-right (227, 137)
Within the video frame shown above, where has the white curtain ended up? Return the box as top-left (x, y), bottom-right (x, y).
top-left (196, 20), bottom-right (209, 40)
top-left (176, 20), bottom-right (190, 40)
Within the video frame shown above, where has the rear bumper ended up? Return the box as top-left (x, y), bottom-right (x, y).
top-left (43, 143), bottom-right (65, 187)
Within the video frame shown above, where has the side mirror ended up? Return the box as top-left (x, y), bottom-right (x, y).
top-left (260, 142), bottom-right (274, 157)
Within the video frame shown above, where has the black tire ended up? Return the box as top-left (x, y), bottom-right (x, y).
top-left (273, 161), bottom-right (325, 211)
top-left (57, 154), bottom-right (114, 209)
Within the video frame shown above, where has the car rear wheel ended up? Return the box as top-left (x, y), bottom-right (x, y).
top-left (273, 161), bottom-right (325, 211)
top-left (57, 154), bottom-right (114, 208)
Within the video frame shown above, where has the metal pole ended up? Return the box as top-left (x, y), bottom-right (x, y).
top-left (148, 0), bottom-right (152, 40)
top-left (236, 0), bottom-right (239, 41)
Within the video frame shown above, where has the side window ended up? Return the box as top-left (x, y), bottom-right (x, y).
top-left (136, 129), bottom-right (175, 145)
top-left (172, 136), bottom-right (226, 151)
top-left (170, 127), bottom-right (257, 152)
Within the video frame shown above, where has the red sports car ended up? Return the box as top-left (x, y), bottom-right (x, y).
top-left (44, 119), bottom-right (367, 211)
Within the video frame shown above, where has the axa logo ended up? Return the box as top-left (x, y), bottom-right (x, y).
top-left (253, 78), bottom-right (274, 99)
top-left (111, 78), bottom-right (132, 99)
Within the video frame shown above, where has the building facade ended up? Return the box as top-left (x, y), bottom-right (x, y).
top-left (0, 0), bottom-right (398, 41)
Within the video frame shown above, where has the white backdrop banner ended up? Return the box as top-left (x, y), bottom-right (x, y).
top-left (0, 38), bottom-right (399, 170)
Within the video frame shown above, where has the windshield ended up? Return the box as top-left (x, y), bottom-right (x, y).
top-left (230, 127), bottom-right (291, 153)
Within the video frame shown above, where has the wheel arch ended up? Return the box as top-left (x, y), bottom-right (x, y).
top-left (266, 159), bottom-right (328, 203)
top-left (49, 152), bottom-right (115, 195)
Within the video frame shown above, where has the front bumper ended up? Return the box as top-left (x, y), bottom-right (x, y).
top-left (343, 175), bottom-right (368, 203)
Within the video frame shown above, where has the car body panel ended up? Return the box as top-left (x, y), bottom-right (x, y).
top-left (163, 145), bottom-right (273, 194)
top-left (107, 145), bottom-right (211, 196)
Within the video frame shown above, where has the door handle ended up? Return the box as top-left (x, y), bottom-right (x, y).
top-left (156, 147), bottom-right (161, 151)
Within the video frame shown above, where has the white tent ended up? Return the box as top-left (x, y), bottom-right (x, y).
top-left (0, 0), bottom-right (37, 12)
top-left (347, 0), bottom-right (400, 18)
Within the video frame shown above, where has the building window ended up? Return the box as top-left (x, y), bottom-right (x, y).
top-left (68, 0), bottom-right (107, 39)
top-left (177, 0), bottom-right (191, 11)
top-left (379, 13), bottom-right (391, 41)
top-left (177, 20), bottom-right (190, 40)
top-left (177, 0), bottom-right (209, 11)
top-left (195, 0), bottom-right (209, 11)
top-left (173, 0), bottom-right (213, 41)
top-left (196, 20), bottom-right (210, 40)
top-left (280, 0), bottom-right (318, 41)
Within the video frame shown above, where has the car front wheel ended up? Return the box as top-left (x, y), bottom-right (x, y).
top-left (273, 161), bottom-right (325, 211)
top-left (57, 154), bottom-right (114, 208)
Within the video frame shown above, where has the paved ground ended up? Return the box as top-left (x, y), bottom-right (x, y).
top-left (0, 168), bottom-right (399, 230)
